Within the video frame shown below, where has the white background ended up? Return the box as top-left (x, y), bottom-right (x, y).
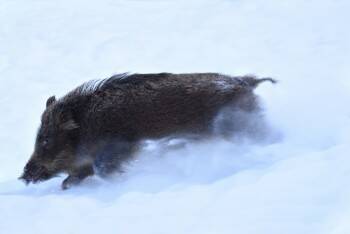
top-left (0, 0), bottom-right (349, 233)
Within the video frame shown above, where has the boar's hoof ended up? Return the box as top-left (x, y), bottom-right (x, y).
top-left (61, 176), bottom-right (83, 190)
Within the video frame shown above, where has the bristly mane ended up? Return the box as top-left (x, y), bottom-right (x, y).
top-left (61, 73), bottom-right (131, 100)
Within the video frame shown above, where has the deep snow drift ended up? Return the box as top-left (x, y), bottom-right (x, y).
top-left (0, 0), bottom-right (350, 233)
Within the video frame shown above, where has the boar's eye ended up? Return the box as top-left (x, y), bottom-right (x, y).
top-left (42, 140), bottom-right (48, 147)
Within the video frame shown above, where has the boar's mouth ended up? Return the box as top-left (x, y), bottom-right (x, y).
top-left (19, 162), bottom-right (55, 184)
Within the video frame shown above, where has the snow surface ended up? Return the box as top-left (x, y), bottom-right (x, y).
top-left (1, 0), bottom-right (350, 233)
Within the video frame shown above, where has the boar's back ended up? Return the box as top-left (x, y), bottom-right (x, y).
top-left (69, 73), bottom-right (256, 141)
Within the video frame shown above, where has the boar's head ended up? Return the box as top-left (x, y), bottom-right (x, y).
top-left (20, 96), bottom-right (79, 184)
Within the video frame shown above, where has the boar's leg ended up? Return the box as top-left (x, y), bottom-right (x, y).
top-left (61, 165), bottom-right (94, 190)
top-left (94, 140), bottom-right (136, 177)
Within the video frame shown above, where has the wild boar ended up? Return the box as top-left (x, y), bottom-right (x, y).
top-left (20, 73), bottom-right (276, 189)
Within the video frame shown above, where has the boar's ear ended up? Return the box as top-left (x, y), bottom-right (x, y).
top-left (61, 119), bottom-right (79, 131)
top-left (46, 96), bottom-right (56, 108)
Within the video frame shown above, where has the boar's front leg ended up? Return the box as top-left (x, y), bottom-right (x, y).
top-left (62, 165), bottom-right (94, 190)
top-left (94, 140), bottom-right (136, 177)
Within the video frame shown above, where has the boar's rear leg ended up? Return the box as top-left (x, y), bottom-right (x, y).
top-left (62, 165), bottom-right (94, 190)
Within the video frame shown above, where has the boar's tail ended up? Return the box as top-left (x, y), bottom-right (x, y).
top-left (239, 76), bottom-right (277, 89)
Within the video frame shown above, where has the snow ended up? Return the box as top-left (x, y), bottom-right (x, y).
top-left (0, 0), bottom-right (350, 233)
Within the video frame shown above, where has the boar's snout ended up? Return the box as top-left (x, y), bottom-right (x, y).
top-left (19, 160), bottom-right (52, 184)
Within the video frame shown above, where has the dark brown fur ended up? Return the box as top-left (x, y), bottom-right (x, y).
top-left (20, 73), bottom-right (275, 189)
